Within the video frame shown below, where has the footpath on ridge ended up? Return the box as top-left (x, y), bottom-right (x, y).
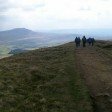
top-left (74, 45), bottom-right (112, 112)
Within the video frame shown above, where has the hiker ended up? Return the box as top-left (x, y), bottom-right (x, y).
top-left (75, 37), bottom-right (81, 47)
top-left (75, 37), bottom-right (78, 47)
top-left (77, 37), bottom-right (81, 46)
top-left (87, 37), bottom-right (92, 46)
top-left (91, 38), bottom-right (95, 46)
top-left (82, 36), bottom-right (87, 47)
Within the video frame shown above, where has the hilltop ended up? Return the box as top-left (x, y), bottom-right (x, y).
top-left (0, 28), bottom-right (38, 42)
top-left (0, 28), bottom-right (77, 44)
top-left (0, 41), bottom-right (112, 112)
top-left (0, 42), bottom-right (93, 112)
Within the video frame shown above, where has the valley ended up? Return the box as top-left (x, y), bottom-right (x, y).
top-left (0, 28), bottom-right (76, 58)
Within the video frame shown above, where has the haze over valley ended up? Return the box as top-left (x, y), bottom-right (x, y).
top-left (0, 28), bottom-right (77, 58)
top-left (1, 27), bottom-right (112, 58)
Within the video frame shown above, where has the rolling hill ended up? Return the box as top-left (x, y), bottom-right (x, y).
top-left (0, 42), bottom-right (93, 112)
top-left (0, 28), bottom-right (78, 58)
top-left (0, 28), bottom-right (77, 45)
top-left (0, 28), bottom-right (38, 42)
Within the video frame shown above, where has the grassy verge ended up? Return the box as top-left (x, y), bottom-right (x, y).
top-left (0, 42), bottom-right (93, 112)
top-left (95, 41), bottom-right (112, 59)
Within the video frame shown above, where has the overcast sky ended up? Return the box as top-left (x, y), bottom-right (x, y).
top-left (0, 0), bottom-right (112, 30)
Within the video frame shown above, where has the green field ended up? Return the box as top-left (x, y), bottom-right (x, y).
top-left (0, 45), bottom-right (12, 58)
top-left (0, 42), bottom-right (93, 112)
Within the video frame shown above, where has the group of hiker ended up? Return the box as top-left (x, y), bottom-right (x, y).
top-left (75, 36), bottom-right (95, 47)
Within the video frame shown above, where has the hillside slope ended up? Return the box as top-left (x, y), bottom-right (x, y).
top-left (75, 41), bottom-right (112, 112)
top-left (0, 42), bottom-right (93, 112)
top-left (0, 28), bottom-right (38, 42)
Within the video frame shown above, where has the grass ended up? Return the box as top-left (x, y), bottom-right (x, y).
top-left (0, 42), bottom-right (93, 112)
top-left (95, 41), bottom-right (112, 59)
top-left (0, 45), bottom-right (12, 58)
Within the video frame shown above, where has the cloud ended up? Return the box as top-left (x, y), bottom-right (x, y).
top-left (101, 0), bottom-right (110, 1)
top-left (23, 4), bottom-right (45, 11)
top-left (0, 0), bottom-right (12, 11)
top-left (0, 0), bottom-right (45, 12)
top-left (79, 6), bottom-right (91, 11)
top-left (0, 0), bottom-right (112, 30)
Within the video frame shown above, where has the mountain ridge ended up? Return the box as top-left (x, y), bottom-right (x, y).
top-left (0, 28), bottom-right (39, 42)
top-left (0, 28), bottom-right (78, 58)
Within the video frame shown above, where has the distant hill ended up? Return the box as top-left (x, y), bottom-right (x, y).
top-left (0, 28), bottom-right (78, 46)
top-left (0, 28), bottom-right (79, 58)
top-left (0, 28), bottom-right (78, 44)
top-left (0, 28), bottom-right (40, 42)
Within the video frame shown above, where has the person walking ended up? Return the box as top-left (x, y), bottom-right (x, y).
top-left (75, 37), bottom-right (81, 47)
top-left (87, 37), bottom-right (92, 46)
top-left (82, 36), bottom-right (87, 47)
top-left (91, 38), bottom-right (95, 46)
top-left (77, 37), bottom-right (81, 46)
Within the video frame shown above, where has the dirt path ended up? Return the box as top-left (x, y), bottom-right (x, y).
top-left (75, 46), bottom-right (112, 112)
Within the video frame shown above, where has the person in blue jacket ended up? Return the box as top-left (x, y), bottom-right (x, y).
top-left (87, 37), bottom-right (92, 46)
top-left (75, 37), bottom-right (81, 47)
top-left (91, 38), bottom-right (95, 46)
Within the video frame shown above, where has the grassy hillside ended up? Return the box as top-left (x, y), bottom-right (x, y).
top-left (95, 41), bottom-right (112, 58)
top-left (0, 42), bottom-right (93, 112)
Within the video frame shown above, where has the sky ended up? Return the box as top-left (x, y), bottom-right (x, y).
top-left (0, 0), bottom-right (112, 31)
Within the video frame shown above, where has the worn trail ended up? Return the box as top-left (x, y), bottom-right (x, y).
top-left (75, 46), bottom-right (112, 112)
